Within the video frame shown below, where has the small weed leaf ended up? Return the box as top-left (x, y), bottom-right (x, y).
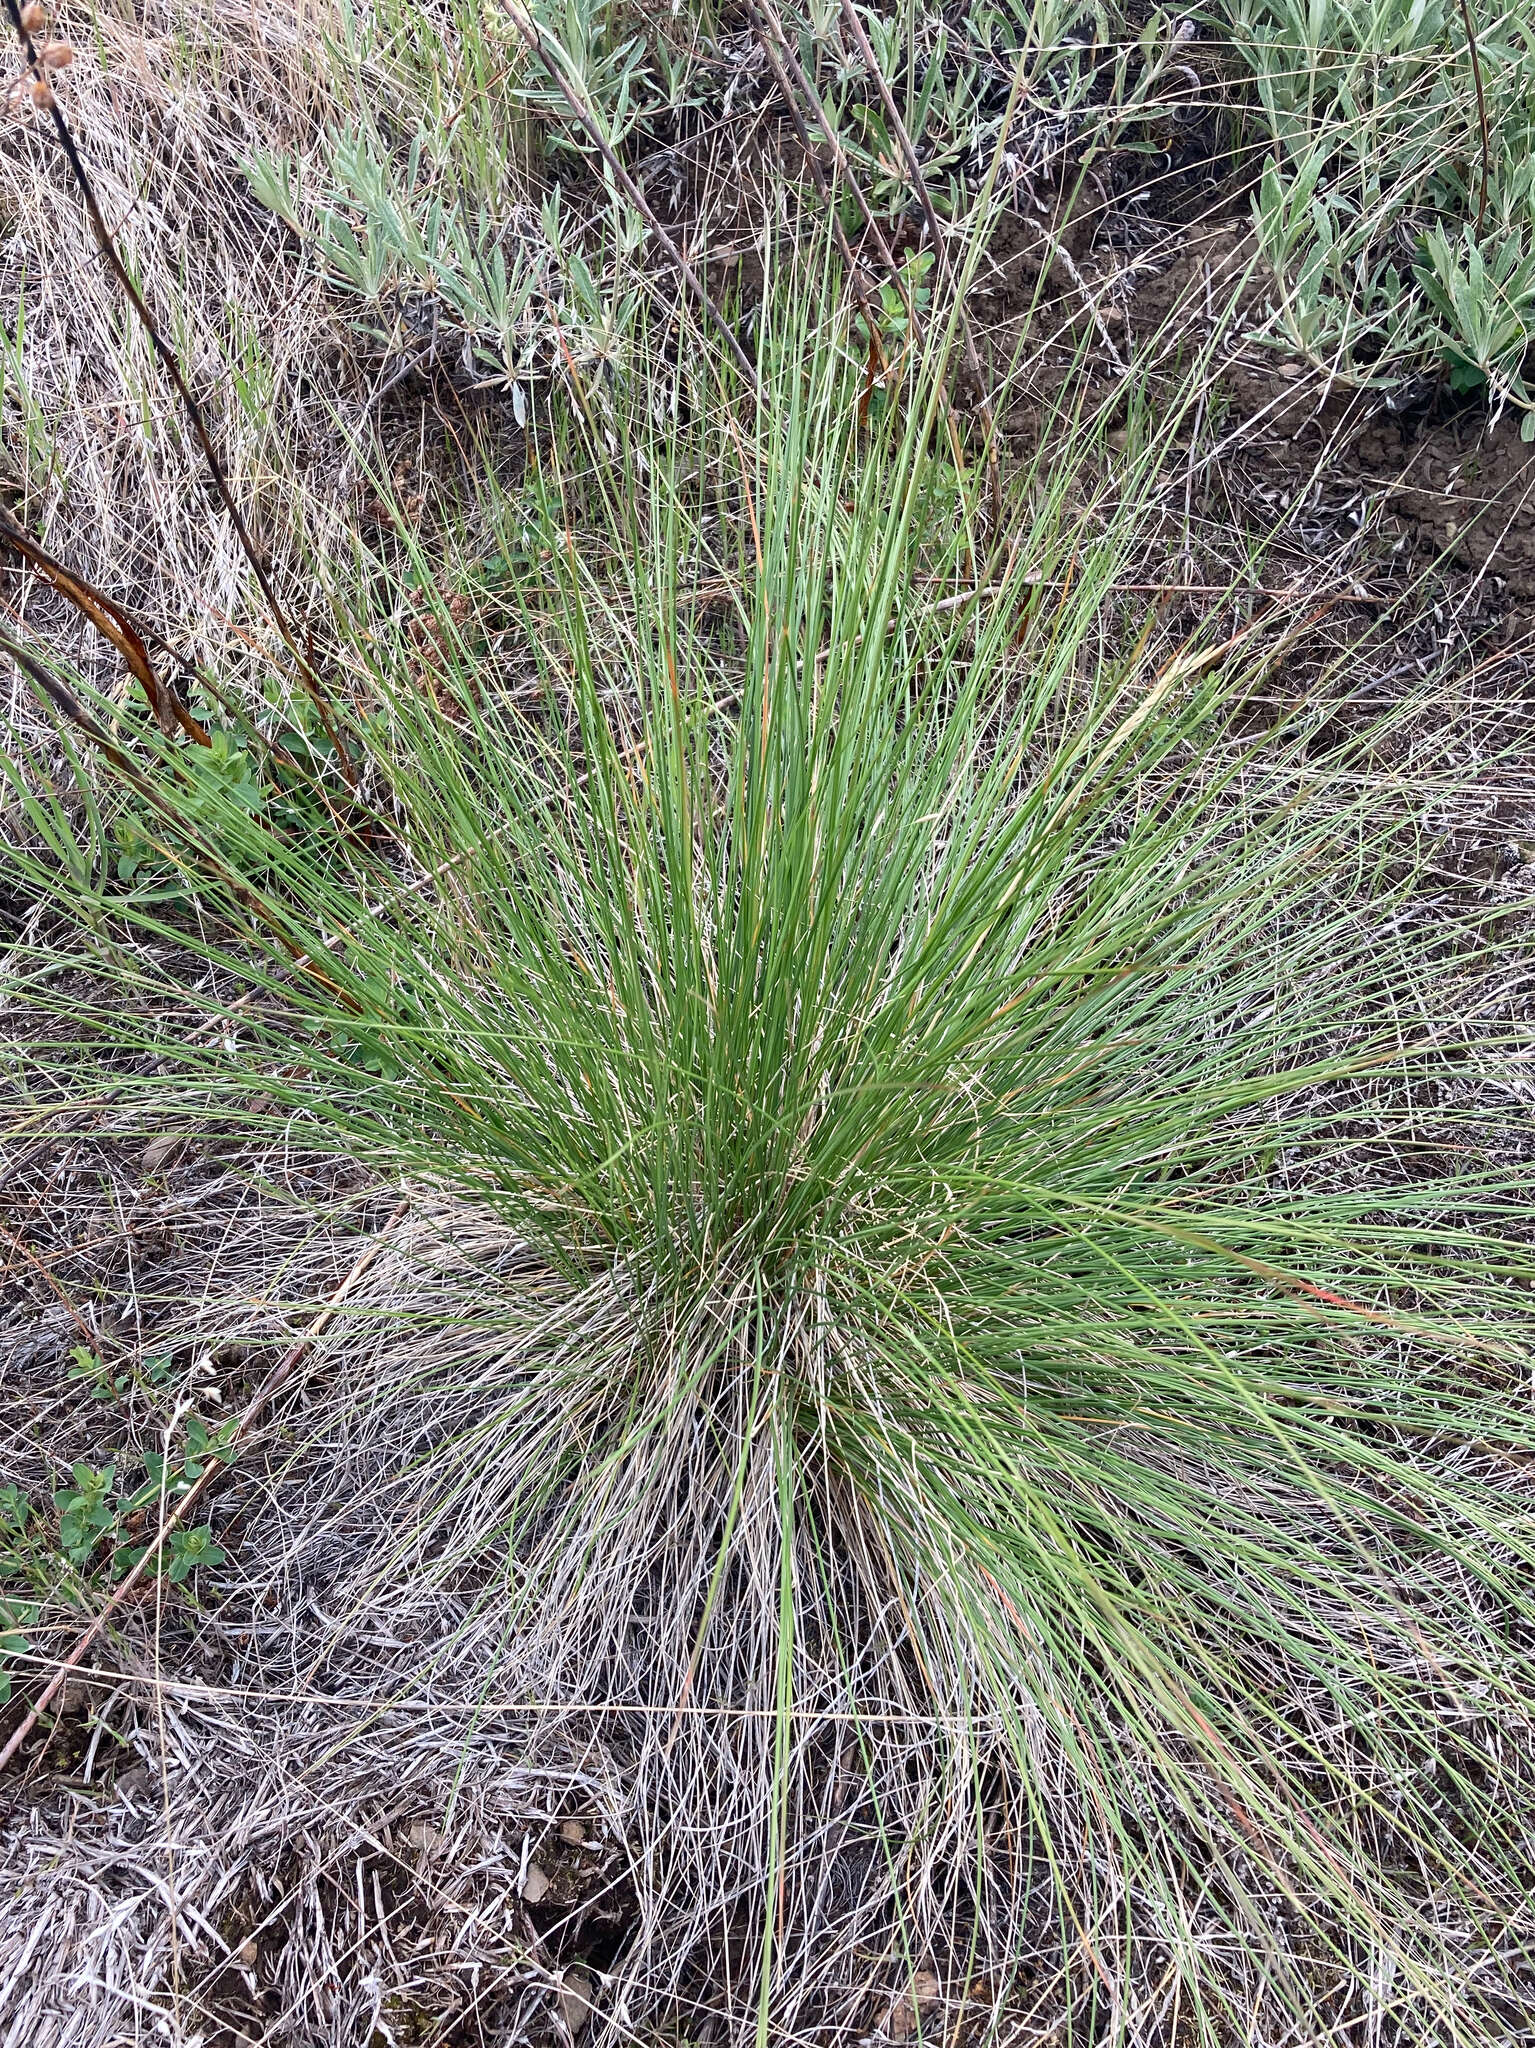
top-left (54, 1464), bottom-right (117, 1567)
top-left (112, 714), bottom-right (345, 896)
top-left (67, 1347), bottom-right (178, 1401)
top-left (1416, 223), bottom-right (1535, 398)
top-left (166, 1527), bottom-right (225, 1585)
top-left (329, 1026), bottom-right (406, 1080)
top-left (181, 1413), bottom-right (239, 1481)
top-left (1, 1415), bottom-right (237, 1612)
top-left (0, 1598), bottom-right (36, 1707)
top-left (67, 1344), bottom-right (132, 1401)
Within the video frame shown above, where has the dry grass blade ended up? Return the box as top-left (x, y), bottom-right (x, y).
top-left (0, 623), bottom-right (141, 776)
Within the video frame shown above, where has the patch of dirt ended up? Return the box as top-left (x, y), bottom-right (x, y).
top-left (1352, 409), bottom-right (1535, 599)
top-left (1122, 216), bottom-right (1535, 631)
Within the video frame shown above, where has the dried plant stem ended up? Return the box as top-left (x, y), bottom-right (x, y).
top-left (0, 1202), bottom-right (409, 1777)
top-left (0, 0), bottom-right (349, 770)
top-left (750, 0), bottom-right (992, 528)
top-left (1047, 232), bottom-right (1127, 376)
top-left (747, 2), bottom-right (885, 371)
top-left (0, 505), bottom-right (207, 741)
top-left (0, 1219), bottom-right (99, 1344)
top-left (1456, 0), bottom-right (1490, 232)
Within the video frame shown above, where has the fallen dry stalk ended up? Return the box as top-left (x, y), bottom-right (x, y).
top-left (749, 0), bottom-right (1002, 538)
top-left (750, 0), bottom-right (905, 283)
top-left (0, 1199), bottom-right (409, 1776)
top-left (0, 506), bottom-right (208, 741)
top-left (0, 0), bottom-right (350, 771)
top-left (746, 2), bottom-right (886, 374)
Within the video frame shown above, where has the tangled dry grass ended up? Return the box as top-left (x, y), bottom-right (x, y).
top-left (8, 1173), bottom-right (1535, 2044)
top-left (0, 0), bottom-right (339, 651)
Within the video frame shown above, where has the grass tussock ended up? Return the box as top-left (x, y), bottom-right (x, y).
top-left (5, 266), bottom-right (1535, 2041)
top-left (2, 0), bottom-right (1535, 2036)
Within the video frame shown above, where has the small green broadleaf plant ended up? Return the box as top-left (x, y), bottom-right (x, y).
top-left (107, 1417), bottom-right (237, 1578)
top-left (55, 1462), bottom-right (119, 1568)
top-left (67, 1345), bottom-right (177, 1402)
top-left (3, 1425), bottom-right (234, 1695)
top-left (112, 713), bottom-right (349, 898)
top-left (113, 727), bottom-right (265, 894)
top-left (0, 1438), bottom-right (232, 1705)
top-left (852, 250), bottom-right (936, 358)
top-left (0, 1596), bottom-right (34, 1708)
top-left (164, 1525), bottom-right (224, 1585)
top-left (11, 1422), bottom-right (236, 1585)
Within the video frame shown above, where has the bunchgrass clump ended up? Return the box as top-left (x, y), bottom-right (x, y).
top-left (6, 297), bottom-right (1535, 2041)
